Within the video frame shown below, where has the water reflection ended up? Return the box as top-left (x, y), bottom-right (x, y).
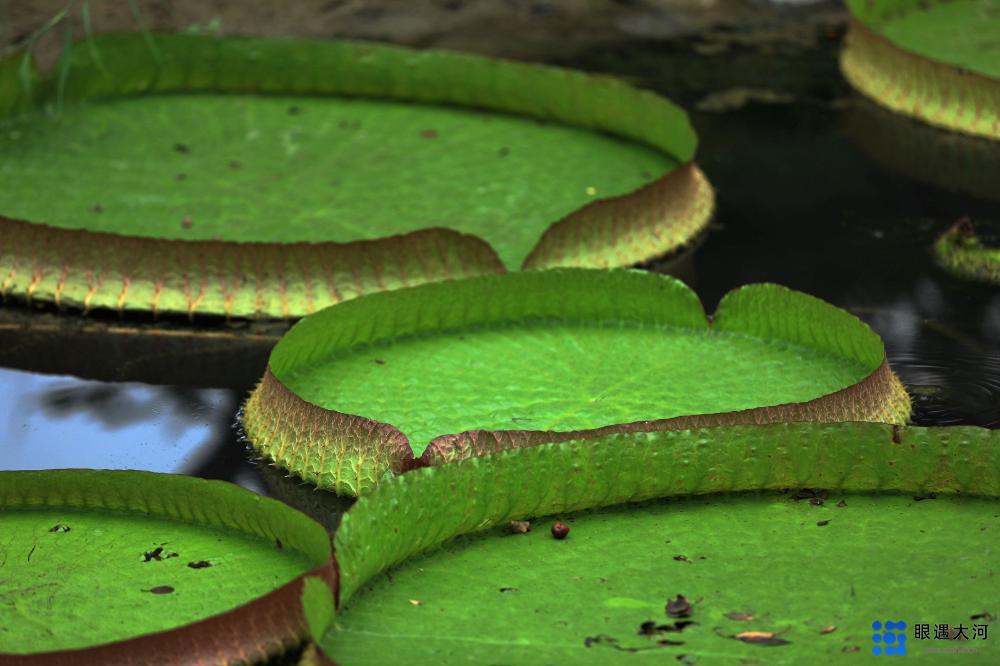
top-left (0, 305), bottom-right (282, 388)
top-left (0, 367), bottom-right (265, 491)
top-left (841, 94), bottom-right (1000, 203)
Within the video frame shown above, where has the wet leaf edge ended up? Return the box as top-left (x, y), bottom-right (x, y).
top-left (0, 32), bottom-right (712, 318)
top-left (0, 469), bottom-right (337, 665)
top-left (841, 2), bottom-right (1000, 141)
top-left (934, 217), bottom-right (1000, 285)
top-left (241, 269), bottom-right (912, 497)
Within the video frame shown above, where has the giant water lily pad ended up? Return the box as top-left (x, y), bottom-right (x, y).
top-left (241, 269), bottom-right (911, 496)
top-left (0, 469), bottom-right (334, 663)
top-left (0, 32), bottom-right (712, 318)
top-left (841, 0), bottom-right (1000, 140)
top-left (324, 422), bottom-right (1000, 664)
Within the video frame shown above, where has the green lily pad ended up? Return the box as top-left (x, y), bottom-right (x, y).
top-left (325, 422), bottom-right (1000, 664)
top-left (241, 269), bottom-right (911, 496)
top-left (842, 0), bottom-right (1000, 140)
top-left (0, 32), bottom-right (713, 318)
top-left (935, 217), bottom-right (1000, 285)
top-left (0, 469), bottom-right (334, 662)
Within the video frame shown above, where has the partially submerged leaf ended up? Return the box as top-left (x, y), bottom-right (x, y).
top-left (0, 32), bottom-right (713, 318)
top-left (0, 469), bottom-right (334, 662)
top-left (934, 217), bottom-right (1000, 285)
top-left (842, 0), bottom-right (1000, 140)
top-left (242, 269), bottom-right (910, 495)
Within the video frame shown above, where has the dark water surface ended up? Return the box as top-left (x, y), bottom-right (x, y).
top-left (1, 23), bottom-right (997, 499)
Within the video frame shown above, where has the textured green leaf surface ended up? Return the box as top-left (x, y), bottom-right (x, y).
top-left (868, 0), bottom-right (1000, 79)
top-left (250, 269), bottom-right (905, 476)
top-left (0, 94), bottom-right (671, 269)
top-left (284, 321), bottom-right (867, 451)
top-left (327, 422), bottom-right (1000, 665)
top-left (301, 575), bottom-right (337, 642)
top-left (0, 470), bottom-right (331, 655)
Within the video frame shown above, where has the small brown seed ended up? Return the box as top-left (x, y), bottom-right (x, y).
top-left (551, 521), bottom-right (570, 540)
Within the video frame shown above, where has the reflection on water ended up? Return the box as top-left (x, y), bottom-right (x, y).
top-left (0, 367), bottom-right (265, 492)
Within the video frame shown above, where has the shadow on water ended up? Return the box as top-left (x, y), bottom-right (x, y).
top-left (0, 13), bottom-right (996, 506)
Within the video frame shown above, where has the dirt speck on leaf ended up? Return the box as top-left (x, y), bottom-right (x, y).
top-left (174, 143), bottom-right (190, 154)
top-left (817, 520), bottom-right (830, 527)
top-left (725, 612), bottom-right (754, 621)
top-left (48, 524), bottom-right (70, 533)
top-left (734, 631), bottom-right (790, 646)
top-left (143, 547), bottom-right (164, 562)
top-left (640, 620), bottom-right (697, 636)
top-left (666, 595), bottom-right (692, 618)
top-left (188, 560), bottom-right (212, 569)
top-left (820, 625), bottom-right (836, 634)
top-left (420, 129), bottom-right (438, 139)
top-left (148, 585), bottom-right (174, 594)
top-left (508, 520), bottom-right (530, 534)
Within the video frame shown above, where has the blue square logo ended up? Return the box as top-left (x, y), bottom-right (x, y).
top-left (872, 620), bottom-right (908, 656)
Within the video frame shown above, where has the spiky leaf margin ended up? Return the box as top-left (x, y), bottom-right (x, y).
top-left (841, 0), bottom-right (1000, 141)
top-left (241, 269), bottom-right (911, 496)
top-left (332, 422), bottom-right (1000, 605)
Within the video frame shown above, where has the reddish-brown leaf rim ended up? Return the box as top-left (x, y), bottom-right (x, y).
top-left (241, 271), bottom-right (911, 496)
top-left (0, 217), bottom-right (504, 320)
